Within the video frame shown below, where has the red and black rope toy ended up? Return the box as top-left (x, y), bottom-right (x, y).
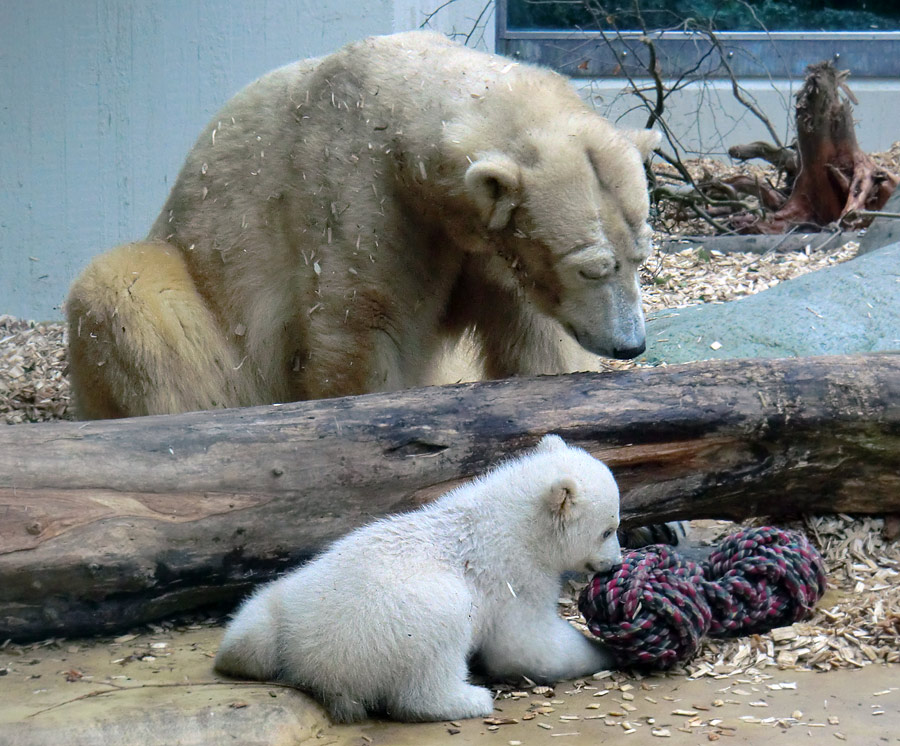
top-left (578, 527), bottom-right (828, 669)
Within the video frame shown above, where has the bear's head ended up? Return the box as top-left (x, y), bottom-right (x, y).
top-left (449, 102), bottom-right (660, 360)
top-left (529, 434), bottom-right (622, 575)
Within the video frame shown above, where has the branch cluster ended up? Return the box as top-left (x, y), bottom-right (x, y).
top-left (574, 1), bottom-right (898, 235)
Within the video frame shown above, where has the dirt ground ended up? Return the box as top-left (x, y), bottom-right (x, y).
top-left (2, 623), bottom-right (897, 746)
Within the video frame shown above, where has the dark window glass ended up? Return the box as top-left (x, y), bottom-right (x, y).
top-left (509, 0), bottom-right (900, 33)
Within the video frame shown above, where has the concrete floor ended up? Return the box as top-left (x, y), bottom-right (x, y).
top-left (2, 625), bottom-right (897, 746)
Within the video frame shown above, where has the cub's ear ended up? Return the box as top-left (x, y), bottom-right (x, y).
top-left (535, 434), bottom-right (567, 453)
top-left (623, 128), bottom-right (662, 161)
top-left (465, 154), bottom-right (522, 230)
top-left (546, 477), bottom-right (578, 518)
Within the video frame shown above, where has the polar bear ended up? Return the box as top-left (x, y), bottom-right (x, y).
top-left (66, 31), bottom-right (660, 419)
top-left (214, 435), bottom-right (621, 722)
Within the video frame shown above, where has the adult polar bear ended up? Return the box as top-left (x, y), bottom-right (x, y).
top-left (67, 31), bottom-right (660, 418)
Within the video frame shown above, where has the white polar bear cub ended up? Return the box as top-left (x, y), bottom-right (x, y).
top-left (215, 435), bottom-right (622, 723)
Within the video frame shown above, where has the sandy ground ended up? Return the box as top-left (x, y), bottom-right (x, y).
top-left (2, 624), bottom-right (897, 746)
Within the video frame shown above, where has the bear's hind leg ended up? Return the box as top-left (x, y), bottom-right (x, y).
top-left (386, 662), bottom-right (494, 722)
top-left (379, 574), bottom-right (493, 722)
top-left (321, 691), bottom-right (370, 724)
top-left (67, 241), bottom-right (247, 418)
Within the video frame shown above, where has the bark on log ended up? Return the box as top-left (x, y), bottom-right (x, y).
top-left (2, 354), bottom-right (899, 642)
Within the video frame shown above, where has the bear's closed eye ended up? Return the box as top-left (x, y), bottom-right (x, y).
top-left (579, 269), bottom-right (605, 281)
top-left (579, 264), bottom-right (617, 281)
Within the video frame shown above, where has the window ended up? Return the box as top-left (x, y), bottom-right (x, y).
top-left (497, 0), bottom-right (900, 78)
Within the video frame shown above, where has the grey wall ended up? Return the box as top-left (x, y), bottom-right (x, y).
top-left (578, 77), bottom-right (900, 158)
top-left (3, 1), bottom-right (892, 321)
top-left (1, 0), bottom-right (494, 321)
top-left (1, 0), bottom-right (398, 320)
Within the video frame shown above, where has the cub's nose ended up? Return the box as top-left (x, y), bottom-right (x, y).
top-left (585, 558), bottom-right (622, 575)
top-left (612, 341), bottom-right (646, 359)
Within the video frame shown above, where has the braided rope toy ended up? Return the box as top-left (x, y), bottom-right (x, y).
top-left (578, 526), bottom-right (827, 669)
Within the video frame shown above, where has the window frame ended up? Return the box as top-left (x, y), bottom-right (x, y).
top-left (496, 0), bottom-right (900, 79)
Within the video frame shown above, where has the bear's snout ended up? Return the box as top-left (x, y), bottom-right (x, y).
top-left (567, 323), bottom-right (646, 361)
top-left (611, 341), bottom-right (646, 360)
top-left (585, 559), bottom-right (619, 575)
top-left (584, 554), bottom-right (622, 575)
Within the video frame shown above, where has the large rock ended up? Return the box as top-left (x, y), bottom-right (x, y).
top-left (640, 242), bottom-right (900, 365)
top-left (858, 188), bottom-right (900, 255)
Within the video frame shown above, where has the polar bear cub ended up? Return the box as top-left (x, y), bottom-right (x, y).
top-left (215, 435), bottom-right (622, 723)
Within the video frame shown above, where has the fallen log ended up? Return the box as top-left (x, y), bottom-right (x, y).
top-left (2, 354), bottom-right (898, 642)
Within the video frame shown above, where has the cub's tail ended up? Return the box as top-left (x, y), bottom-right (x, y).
top-left (215, 584), bottom-right (282, 681)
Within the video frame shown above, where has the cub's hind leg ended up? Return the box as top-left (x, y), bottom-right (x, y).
top-left (67, 241), bottom-right (248, 418)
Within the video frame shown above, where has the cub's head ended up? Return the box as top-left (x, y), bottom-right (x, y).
top-left (529, 435), bottom-right (622, 575)
top-left (450, 106), bottom-right (659, 360)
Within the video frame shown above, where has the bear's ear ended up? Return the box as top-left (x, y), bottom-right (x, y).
top-left (623, 128), bottom-right (662, 162)
top-left (465, 154), bottom-right (522, 230)
top-left (535, 434), bottom-right (567, 453)
top-left (546, 477), bottom-right (578, 518)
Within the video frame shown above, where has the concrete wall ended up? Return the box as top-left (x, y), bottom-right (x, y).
top-left (578, 77), bottom-right (900, 158)
top-left (2, 1), bottom-right (895, 320)
top-left (0, 0), bottom-right (493, 320)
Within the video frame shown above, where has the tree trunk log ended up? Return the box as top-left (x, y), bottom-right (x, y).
top-left (2, 354), bottom-right (899, 642)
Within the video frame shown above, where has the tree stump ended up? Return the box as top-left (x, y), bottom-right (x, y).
top-left (731, 61), bottom-right (898, 233)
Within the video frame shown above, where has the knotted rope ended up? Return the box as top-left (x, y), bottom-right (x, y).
top-left (578, 527), bottom-right (827, 669)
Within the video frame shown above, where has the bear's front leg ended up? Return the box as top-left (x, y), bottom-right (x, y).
top-left (297, 322), bottom-right (408, 399)
top-left (295, 266), bottom-right (444, 399)
top-left (478, 609), bottom-right (614, 684)
top-left (449, 274), bottom-right (596, 380)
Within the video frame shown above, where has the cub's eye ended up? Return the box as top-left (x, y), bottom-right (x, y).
top-left (601, 528), bottom-right (615, 540)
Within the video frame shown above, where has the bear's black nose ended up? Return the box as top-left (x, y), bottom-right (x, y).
top-left (612, 342), bottom-right (646, 360)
